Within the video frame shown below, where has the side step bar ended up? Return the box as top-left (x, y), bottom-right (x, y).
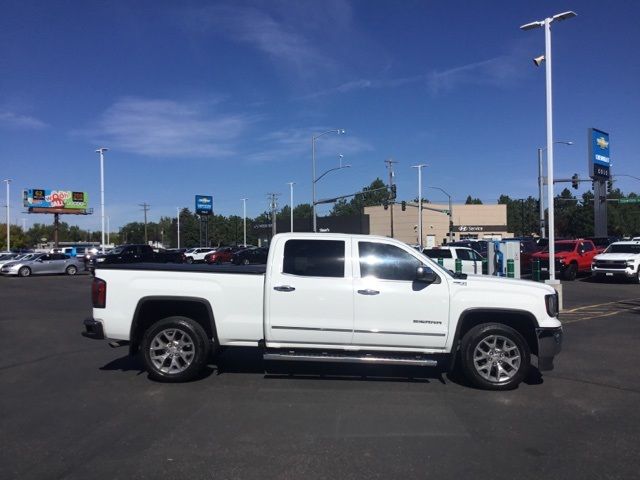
top-left (263, 352), bottom-right (437, 367)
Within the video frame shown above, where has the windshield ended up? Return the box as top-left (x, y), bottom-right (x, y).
top-left (606, 244), bottom-right (640, 254)
top-left (111, 246), bottom-right (126, 255)
top-left (542, 243), bottom-right (576, 253)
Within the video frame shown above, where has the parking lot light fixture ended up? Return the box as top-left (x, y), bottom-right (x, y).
top-left (521, 11), bottom-right (576, 283)
top-left (96, 147), bottom-right (108, 253)
top-left (312, 129), bottom-right (345, 232)
top-left (287, 183), bottom-right (295, 232)
top-left (4, 179), bottom-right (11, 252)
top-left (241, 198), bottom-right (247, 246)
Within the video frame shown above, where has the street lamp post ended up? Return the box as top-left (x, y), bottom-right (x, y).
top-left (241, 198), bottom-right (247, 246)
top-left (521, 10), bottom-right (577, 283)
top-left (176, 207), bottom-right (181, 249)
top-left (537, 141), bottom-right (573, 238)
top-left (4, 179), bottom-right (11, 251)
top-left (96, 147), bottom-right (108, 253)
top-left (287, 182), bottom-right (295, 232)
top-left (312, 129), bottom-right (345, 232)
top-left (428, 186), bottom-right (453, 242)
top-left (411, 165), bottom-right (428, 249)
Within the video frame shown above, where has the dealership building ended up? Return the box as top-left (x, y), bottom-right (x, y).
top-left (365, 203), bottom-right (512, 247)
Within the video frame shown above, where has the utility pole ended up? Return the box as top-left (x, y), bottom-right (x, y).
top-left (176, 207), bottom-right (180, 248)
top-left (385, 158), bottom-right (398, 238)
top-left (139, 203), bottom-right (150, 244)
top-left (267, 193), bottom-right (280, 238)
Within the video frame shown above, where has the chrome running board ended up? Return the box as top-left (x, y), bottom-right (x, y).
top-left (263, 351), bottom-right (437, 367)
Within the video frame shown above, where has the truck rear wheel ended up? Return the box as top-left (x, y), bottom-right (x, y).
top-left (141, 316), bottom-right (211, 382)
top-left (562, 263), bottom-right (577, 281)
top-left (460, 323), bottom-right (530, 391)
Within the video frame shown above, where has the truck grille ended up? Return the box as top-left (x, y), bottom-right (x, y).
top-left (594, 260), bottom-right (626, 269)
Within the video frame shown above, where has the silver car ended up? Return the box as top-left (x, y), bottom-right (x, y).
top-left (1, 253), bottom-right (84, 277)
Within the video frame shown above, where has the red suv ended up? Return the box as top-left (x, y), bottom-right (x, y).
top-left (531, 239), bottom-right (598, 280)
top-left (204, 247), bottom-right (236, 264)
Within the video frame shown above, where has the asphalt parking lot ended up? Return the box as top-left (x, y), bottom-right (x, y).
top-left (1, 273), bottom-right (639, 480)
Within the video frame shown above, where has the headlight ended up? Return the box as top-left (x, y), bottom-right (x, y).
top-left (545, 293), bottom-right (559, 317)
top-left (626, 260), bottom-right (635, 267)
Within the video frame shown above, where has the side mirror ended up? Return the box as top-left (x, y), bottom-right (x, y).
top-left (416, 265), bottom-right (437, 283)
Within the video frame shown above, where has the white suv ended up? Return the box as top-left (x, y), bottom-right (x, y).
top-left (184, 247), bottom-right (216, 264)
top-left (422, 246), bottom-right (485, 274)
top-left (591, 240), bottom-right (640, 283)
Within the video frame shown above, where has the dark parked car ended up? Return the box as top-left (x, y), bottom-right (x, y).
top-left (90, 244), bottom-right (186, 272)
top-left (231, 247), bottom-right (269, 265)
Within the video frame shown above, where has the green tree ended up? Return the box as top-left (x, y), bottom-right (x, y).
top-left (331, 178), bottom-right (390, 216)
top-left (465, 195), bottom-right (483, 205)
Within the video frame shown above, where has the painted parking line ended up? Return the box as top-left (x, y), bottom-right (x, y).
top-left (560, 297), bottom-right (640, 324)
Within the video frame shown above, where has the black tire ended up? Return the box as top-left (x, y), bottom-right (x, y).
top-left (141, 316), bottom-right (211, 382)
top-left (562, 263), bottom-right (577, 281)
top-left (242, 258), bottom-right (250, 265)
top-left (65, 265), bottom-right (78, 276)
top-left (216, 258), bottom-right (222, 265)
top-left (634, 268), bottom-right (640, 284)
top-left (186, 257), bottom-right (194, 264)
top-left (460, 323), bottom-right (530, 391)
top-left (18, 266), bottom-right (31, 277)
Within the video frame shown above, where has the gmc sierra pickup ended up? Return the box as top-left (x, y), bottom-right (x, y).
top-left (83, 233), bottom-right (562, 390)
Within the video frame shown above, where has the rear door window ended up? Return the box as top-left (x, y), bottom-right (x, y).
top-left (283, 240), bottom-right (345, 278)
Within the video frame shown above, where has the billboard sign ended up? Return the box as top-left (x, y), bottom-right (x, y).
top-left (23, 189), bottom-right (89, 210)
top-left (195, 195), bottom-right (213, 215)
top-left (588, 128), bottom-right (610, 179)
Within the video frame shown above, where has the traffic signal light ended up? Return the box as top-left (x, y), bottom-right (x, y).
top-left (607, 179), bottom-right (613, 193)
top-left (571, 173), bottom-right (579, 189)
top-left (401, 201), bottom-right (406, 211)
top-left (389, 184), bottom-right (397, 200)
top-left (383, 199), bottom-right (389, 210)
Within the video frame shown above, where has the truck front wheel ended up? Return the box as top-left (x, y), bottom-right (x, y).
top-left (460, 323), bottom-right (530, 390)
top-left (141, 316), bottom-right (211, 382)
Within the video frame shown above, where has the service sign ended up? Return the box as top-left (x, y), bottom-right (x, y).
top-left (588, 128), bottom-right (610, 179)
top-left (23, 189), bottom-right (89, 210)
top-left (195, 195), bottom-right (213, 215)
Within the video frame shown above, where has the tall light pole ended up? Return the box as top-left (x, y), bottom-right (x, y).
top-left (312, 129), bottom-right (345, 232)
top-left (241, 198), bottom-right (247, 246)
top-left (107, 216), bottom-right (110, 246)
top-left (428, 186), bottom-right (453, 242)
top-left (176, 207), bottom-right (181, 248)
top-left (4, 179), bottom-right (11, 252)
top-left (411, 165), bottom-right (427, 249)
top-left (287, 182), bottom-right (295, 232)
top-left (521, 10), bottom-right (577, 283)
top-left (96, 147), bottom-right (108, 253)
top-left (538, 141), bottom-right (573, 238)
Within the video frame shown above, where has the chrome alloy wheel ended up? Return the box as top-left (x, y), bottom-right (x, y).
top-left (149, 328), bottom-right (195, 374)
top-left (473, 335), bottom-right (521, 384)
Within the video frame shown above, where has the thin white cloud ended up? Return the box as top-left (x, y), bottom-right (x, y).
top-left (427, 55), bottom-right (521, 94)
top-left (245, 127), bottom-right (373, 164)
top-left (302, 75), bottom-right (427, 99)
top-left (188, 5), bottom-right (332, 76)
top-left (0, 111), bottom-right (48, 130)
top-left (78, 97), bottom-right (255, 158)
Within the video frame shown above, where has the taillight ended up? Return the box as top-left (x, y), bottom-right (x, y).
top-left (92, 277), bottom-right (106, 308)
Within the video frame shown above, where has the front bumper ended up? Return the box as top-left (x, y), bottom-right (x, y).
top-left (536, 327), bottom-right (563, 371)
top-left (591, 266), bottom-right (636, 278)
top-left (82, 317), bottom-right (105, 340)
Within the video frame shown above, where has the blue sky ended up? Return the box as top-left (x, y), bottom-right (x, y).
top-left (1, 0), bottom-right (639, 231)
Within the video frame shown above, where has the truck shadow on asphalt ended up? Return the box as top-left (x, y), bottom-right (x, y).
top-left (99, 347), bottom-right (544, 388)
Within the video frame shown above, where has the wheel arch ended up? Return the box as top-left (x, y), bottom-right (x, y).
top-left (129, 296), bottom-right (218, 355)
top-left (453, 308), bottom-right (539, 357)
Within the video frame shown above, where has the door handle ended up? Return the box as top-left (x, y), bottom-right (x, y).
top-left (357, 289), bottom-right (380, 295)
top-left (274, 285), bottom-right (296, 292)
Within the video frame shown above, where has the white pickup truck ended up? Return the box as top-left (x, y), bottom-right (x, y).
top-left (83, 233), bottom-right (562, 390)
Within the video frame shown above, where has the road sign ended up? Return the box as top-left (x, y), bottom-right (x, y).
top-left (618, 198), bottom-right (640, 204)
